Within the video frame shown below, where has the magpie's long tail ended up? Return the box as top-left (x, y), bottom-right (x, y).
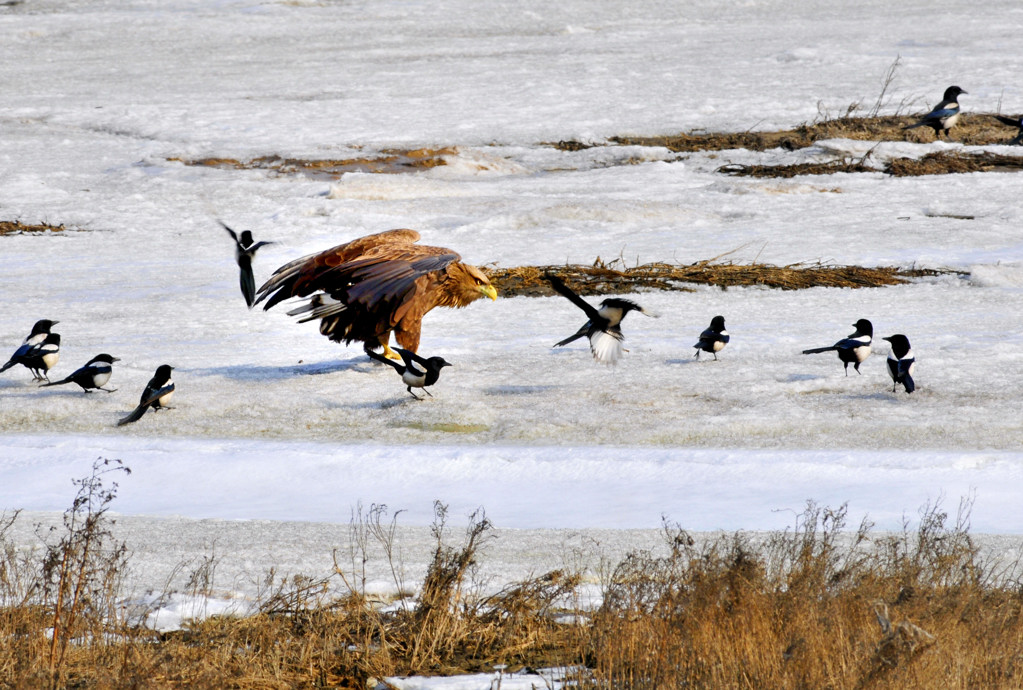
top-left (40, 376), bottom-right (72, 388)
top-left (117, 403), bottom-right (149, 427)
top-left (902, 373), bottom-right (916, 394)
top-left (240, 266), bottom-right (256, 308)
top-left (365, 348), bottom-right (403, 373)
top-left (802, 346), bottom-right (837, 355)
top-left (0, 360), bottom-right (15, 374)
top-left (554, 331), bottom-right (586, 348)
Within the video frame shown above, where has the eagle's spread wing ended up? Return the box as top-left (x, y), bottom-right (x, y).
top-left (255, 229), bottom-right (494, 353)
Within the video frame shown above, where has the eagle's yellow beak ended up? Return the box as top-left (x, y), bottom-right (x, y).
top-left (480, 284), bottom-right (498, 301)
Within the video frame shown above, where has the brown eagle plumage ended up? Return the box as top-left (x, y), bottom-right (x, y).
top-left (254, 229), bottom-right (497, 358)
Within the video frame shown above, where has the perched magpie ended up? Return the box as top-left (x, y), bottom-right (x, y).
top-left (882, 334), bottom-right (916, 394)
top-left (993, 114), bottom-right (1023, 146)
top-left (367, 347), bottom-right (450, 399)
top-left (904, 86), bottom-right (966, 139)
top-left (546, 274), bottom-right (657, 365)
top-left (802, 318), bottom-right (873, 375)
top-left (0, 319), bottom-right (59, 380)
top-left (42, 354), bottom-right (120, 393)
top-left (693, 315), bottom-right (730, 360)
top-left (117, 365), bottom-right (175, 426)
top-left (221, 221), bottom-right (275, 308)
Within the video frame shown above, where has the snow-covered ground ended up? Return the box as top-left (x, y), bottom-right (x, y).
top-left (3, 0), bottom-right (1023, 661)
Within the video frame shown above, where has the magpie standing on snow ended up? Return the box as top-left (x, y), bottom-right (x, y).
top-left (368, 347), bottom-right (451, 399)
top-left (693, 315), bottom-right (730, 360)
top-left (221, 221), bottom-right (275, 308)
top-left (42, 354), bottom-right (120, 393)
top-left (1, 319), bottom-right (59, 381)
top-left (117, 364), bottom-right (175, 426)
top-left (993, 114), bottom-right (1023, 146)
top-left (21, 332), bottom-right (61, 382)
top-left (546, 274), bottom-right (658, 365)
top-left (904, 86), bottom-right (966, 139)
top-left (802, 318), bottom-right (873, 375)
top-left (882, 334), bottom-right (916, 394)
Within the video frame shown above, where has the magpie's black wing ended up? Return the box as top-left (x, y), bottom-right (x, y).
top-left (219, 220), bottom-right (241, 247)
top-left (545, 274), bottom-right (602, 322)
top-left (118, 384), bottom-right (174, 426)
top-left (393, 348), bottom-right (429, 376)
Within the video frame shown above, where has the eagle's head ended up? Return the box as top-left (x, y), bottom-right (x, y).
top-left (442, 262), bottom-right (498, 307)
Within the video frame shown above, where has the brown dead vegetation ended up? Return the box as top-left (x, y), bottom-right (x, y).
top-left (0, 220), bottom-right (67, 235)
top-left (3, 478), bottom-right (1023, 690)
top-left (886, 150), bottom-right (1023, 176)
top-left (720, 149), bottom-right (1023, 179)
top-left (718, 159), bottom-right (877, 178)
top-left (169, 147), bottom-right (455, 177)
top-left (484, 256), bottom-right (957, 297)
top-left (609, 112), bottom-right (1023, 153)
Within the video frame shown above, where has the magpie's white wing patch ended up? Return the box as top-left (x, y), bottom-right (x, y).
top-left (589, 330), bottom-right (625, 365)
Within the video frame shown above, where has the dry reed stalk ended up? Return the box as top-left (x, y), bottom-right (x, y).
top-left (483, 257), bottom-right (946, 298)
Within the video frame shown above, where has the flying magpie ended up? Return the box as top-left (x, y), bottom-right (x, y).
top-left (993, 114), bottom-right (1023, 145)
top-left (802, 318), bottom-right (873, 375)
top-left (0, 319), bottom-right (59, 380)
top-left (42, 354), bottom-right (120, 393)
top-left (367, 347), bottom-right (450, 399)
top-left (693, 315), bottom-right (730, 360)
top-left (546, 274), bottom-right (657, 365)
top-left (882, 334), bottom-right (916, 394)
top-left (117, 364), bottom-right (175, 426)
top-left (904, 86), bottom-right (966, 139)
top-left (221, 221), bottom-right (275, 308)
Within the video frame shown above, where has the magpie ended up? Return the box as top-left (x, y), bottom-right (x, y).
top-left (882, 334), bottom-right (916, 394)
top-left (693, 315), bottom-right (730, 360)
top-left (367, 347), bottom-right (451, 399)
top-left (41, 354), bottom-right (120, 393)
top-left (18, 332), bottom-right (61, 382)
top-left (904, 86), bottom-right (966, 139)
top-left (0, 319), bottom-right (59, 380)
top-left (546, 274), bottom-right (658, 365)
top-left (221, 221), bottom-right (275, 308)
top-left (117, 364), bottom-right (175, 426)
top-left (993, 115), bottom-right (1023, 145)
top-left (802, 318), bottom-right (873, 375)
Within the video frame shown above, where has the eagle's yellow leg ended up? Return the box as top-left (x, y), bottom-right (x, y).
top-left (382, 342), bottom-right (402, 360)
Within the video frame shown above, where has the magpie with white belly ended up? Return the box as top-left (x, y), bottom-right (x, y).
top-left (367, 347), bottom-right (450, 400)
top-left (802, 318), bottom-right (873, 375)
top-left (546, 274), bottom-right (657, 365)
top-left (693, 315), bottom-right (730, 360)
top-left (882, 334), bottom-right (916, 394)
top-left (42, 353), bottom-right (120, 393)
top-left (117, 364), bottom-right (175, 426)
top-left (1, 319), bottom-right (59, 381)
top-left (904, 86), bottom-right (966, 140)
top-left (19, 332), bottom-right (61, 382)
top-left (221, 221), bottom-right (275, 307)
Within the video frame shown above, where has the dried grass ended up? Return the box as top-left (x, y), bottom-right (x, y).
top-left (885, 151), bottom-right (1023, 177)
top-left (718, 159), bottom-right (877, 178)
top-left (3, 484), bottom-right (1023, 689)
top-left (610, 113), bottom-right (1023, 153)
top-left (169, 147), bottom-right (455, 178)
top-left (483, 255), bottom-right (955, 297)
top-left (0, 220), bottom-right (67, 235)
